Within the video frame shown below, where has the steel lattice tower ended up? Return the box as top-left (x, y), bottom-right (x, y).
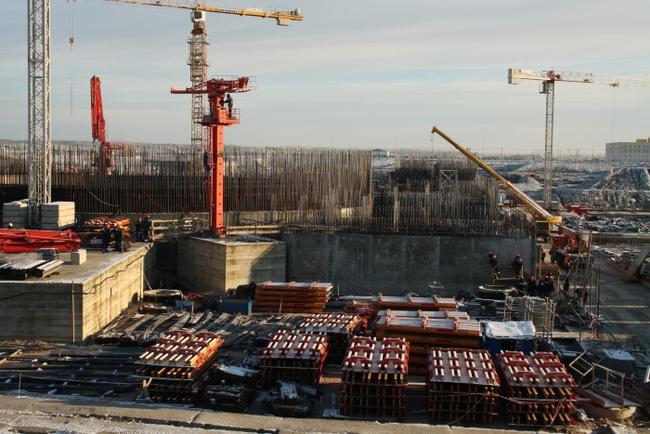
top-left (27, 0), bottom-right (52, 227)
top-left (188, 11), bottom-right (208, 160)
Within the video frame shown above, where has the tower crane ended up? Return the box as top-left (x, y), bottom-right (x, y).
top-left (26, 0), bottom-right (302, 227)
top-left (97, 0), bottom-right (303, 160)
top-left (508, 68), bottom-right (649, 210)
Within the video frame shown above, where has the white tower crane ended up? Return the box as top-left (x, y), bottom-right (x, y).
top-left (508, 68), bottom-right (649, 209)
top-left (27, 0), bottom-right (52, 227)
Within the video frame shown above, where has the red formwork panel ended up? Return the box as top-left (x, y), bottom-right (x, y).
top-left (340, 336), bottom-right (409, 419)
top-left (260, 330), bottom-right (329, 386)
top-left (134, 330), bottom-right (224, 404)
top-left (427, 348), bottom-right (500, 423)
top-left (375, 313), bottom-right (482, 375)
top-left (297, 313), bottom-right (364, 361)
top-left (253, 281), bottom-right (332, 314)
top-left (495, 351), bottom-right (576, 426)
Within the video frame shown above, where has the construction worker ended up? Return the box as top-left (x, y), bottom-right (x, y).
top-left (112, 224), bottom-right (124, 253)
top-left (100, 224), bottom-right (111, 253)
top-left (203, 149), bottom-right (210, 177)
top-left (225, 93), bottom-right (233, 117)
top-left (512, 254), bottom-right (524, 279)
top-left (540, 249), bottom-right (546, 263)
top-left (487, 252), bottom-right (499, 281)
top-left (135, 217), bottom-right (144, 242)
top-left (143, 216), bottom-right (152, 242)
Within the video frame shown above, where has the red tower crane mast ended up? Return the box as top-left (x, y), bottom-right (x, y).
top-left (171, 76), bottom-right (252, 236)
top-left (90, 75), bottom-right (123, 174)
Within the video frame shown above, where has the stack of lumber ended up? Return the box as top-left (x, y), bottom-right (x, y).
top-left (134, 330), bottom-right (223, 404)
top-left (2, 200), bottom-right (28, 229)
top-left (375, 312), bottom-right (481, 375)
top-left (496, 351), bottom-right (576, 426)
top-left (253, 281), bottom-right (332, 313)
top-left (340, 336), bottom-right (409, 419)
top-left (297, 313), bottom-right (363, 361)
top-left (40, 201), bottom-right (75, 229)
top-left (81, 216), bottom-right (131, 246)
top-left (427, 348), bottom-right (500, 423)
top-left (260, 330), bottom-right (329, 386)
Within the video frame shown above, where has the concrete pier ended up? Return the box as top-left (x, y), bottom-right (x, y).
top-left (177, 236), bottom-right (286, 294)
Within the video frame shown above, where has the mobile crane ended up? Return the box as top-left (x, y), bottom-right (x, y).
top-left (431, 126), bottom-right (562, 236)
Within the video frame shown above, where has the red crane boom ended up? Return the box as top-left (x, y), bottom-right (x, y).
top-left (90, 76), bottom-right (123, 174)
top-left (171, 76), bottom-right (252, 236)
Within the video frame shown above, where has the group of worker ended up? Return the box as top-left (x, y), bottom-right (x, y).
top-left (486, 251), bottom-right (524, 280)
top-left (134, 216), bottom-right (153, 242)
top-left (100, 216), bottom-right (152, 254)
top-left (100, 224), bottom-right (127, 253)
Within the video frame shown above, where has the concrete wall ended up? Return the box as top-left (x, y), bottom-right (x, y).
top-left (0, 248), bottom-right (146, 343)
top-left (0, 281), bottom-right (81, 342)
top-left (177, 236), bottom-right (286, 294)
top-left (81, 249), bottom-right (146, 341)
top-left (282, 233), bottom-right (534, 295)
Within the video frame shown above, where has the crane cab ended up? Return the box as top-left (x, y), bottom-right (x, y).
top-left (191, 10), bottom-right (206, 23)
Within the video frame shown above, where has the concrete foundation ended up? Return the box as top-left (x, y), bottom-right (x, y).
top-left (0, 246), bottom-right (148, 343)
top-left (282, 233), bottom-right (534, 295)
top-left (177, 236), bottom-right (286, 294)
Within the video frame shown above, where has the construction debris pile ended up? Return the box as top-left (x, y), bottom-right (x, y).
top-left (496, 351), bottom-right (576, 426)
top-left (340, 336), bottom-right (409, 419)
top-left (297, 313), bottom-right (363, 361)
top-left (375, 310), bottom-right (481, 375)
top-left (253, 281), bottom-right (332, 314)
top-left (95, 310), bottom-right (305, 348)
top-left (427, 348), bottom-right (500, 423)
top-left (135, 330), bottom-right (223, 404)
top-left (260, 330), bottom-right (329, 386)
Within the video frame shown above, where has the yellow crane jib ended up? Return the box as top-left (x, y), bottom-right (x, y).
top-left (98, 0), bottom-right (303, 25)
top-left (430, 126), bottom-right (561, 235)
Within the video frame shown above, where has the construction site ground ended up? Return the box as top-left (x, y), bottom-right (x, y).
top-left (0, 393), bottom-right (638, 434)
top-left (593, 254), bottom-right (650, 350)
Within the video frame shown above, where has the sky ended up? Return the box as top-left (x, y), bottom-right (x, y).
top-left (0, 0), bottom-right (649, 152)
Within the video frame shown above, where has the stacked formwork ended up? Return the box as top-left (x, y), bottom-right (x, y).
top-left (375, 314), bottom-right (481, 375)
top-left (297, 313), bottom-right (363, 361)
top-left (260, 330), bottom-right (329, 386)
top-left (135, 330), bottom-right (223, 403)
top-left (496, 351), bottom-right (576, 426)
top-left (427, 348), bottom-right (500, 423)
top-left (340, 336), bottom-right (409, 419)
top-left (370, 294), bottom-right (459, 312)
top-left (253, 281), bottom-right (332, 314)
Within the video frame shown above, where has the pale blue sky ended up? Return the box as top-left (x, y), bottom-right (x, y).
top-left (0, 0), bottom-right (649, 151)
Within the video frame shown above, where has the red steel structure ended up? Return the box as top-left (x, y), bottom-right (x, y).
top-left (90, 76), bottom-right (123, 175)
top-left (0, 229), bottom-right (81, 252)
top-left (171, 76), bottom-right (252, 236)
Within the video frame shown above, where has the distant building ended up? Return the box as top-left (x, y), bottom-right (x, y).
top-left (372, 148), bottom-right (391, 158)
top-left (606, 138), bottom-right (650, 162)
